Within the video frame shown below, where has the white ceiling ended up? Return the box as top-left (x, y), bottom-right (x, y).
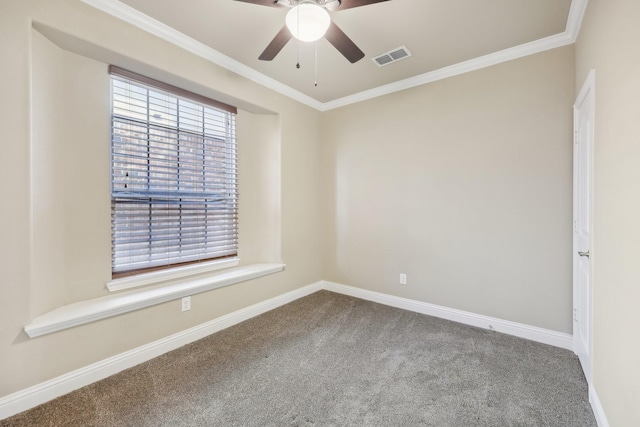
top-left (85, 0), bottom-right (584, 110)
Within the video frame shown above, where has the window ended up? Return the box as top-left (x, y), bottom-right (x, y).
top-left (110, 66), bottom-right (238, 277)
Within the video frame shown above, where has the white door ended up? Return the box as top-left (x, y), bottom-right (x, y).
top-left (573, 70), bottom-right (594, 384)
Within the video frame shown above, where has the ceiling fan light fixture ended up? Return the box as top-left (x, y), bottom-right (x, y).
top-left (286, 3), bottom-right (331, 42)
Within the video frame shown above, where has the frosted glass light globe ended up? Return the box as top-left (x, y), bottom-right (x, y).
top-left (286, 4), bottom-right (331, 42)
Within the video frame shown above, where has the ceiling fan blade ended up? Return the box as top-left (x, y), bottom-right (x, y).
top-left (325, 22), bottom-right (365, 63)
top-left (233, 0), bottom-right (282, 7)
top-left (259, 25), bottom-right (293, 61)
top-left (335, 0), bottom-right (390, 10)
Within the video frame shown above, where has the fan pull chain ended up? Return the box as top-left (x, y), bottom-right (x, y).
top-left (314, 41), bottom-right (318, 87)
top-left (296, 40), bottom-right (300, 69)
top-left (296, 3), bottom-right (301, 69)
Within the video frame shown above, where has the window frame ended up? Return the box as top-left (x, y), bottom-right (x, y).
top-left (109, 66), bottom-right (238, 279)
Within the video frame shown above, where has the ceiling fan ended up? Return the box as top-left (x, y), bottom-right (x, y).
top-left (235, 0), bottom-right (391, 64)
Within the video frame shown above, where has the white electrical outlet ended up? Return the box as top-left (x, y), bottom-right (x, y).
top-left (399, 273), bottom-right (407, 285)
top-left (181, 296), bottom-right (191, 312)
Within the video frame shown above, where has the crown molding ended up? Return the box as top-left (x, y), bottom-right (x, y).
top-left (566, 0), bottom-right (589, 42)
top-left (323, 0), bottom-right (589, 111)
top-left (80, 0), bottom-right (324, 111)
top-left (81, 0), bottom-right (588, 112)
top-left (321, 32), bottom-right (574, 111)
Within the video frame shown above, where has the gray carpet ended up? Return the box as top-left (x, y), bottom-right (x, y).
top-left (2, 290), bottom-right (596, 426)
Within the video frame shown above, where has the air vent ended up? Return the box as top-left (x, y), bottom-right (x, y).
top-left (372, 46), bottom-right (412, 67)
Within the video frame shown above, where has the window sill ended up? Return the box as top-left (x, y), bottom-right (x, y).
top-left (24, 263), bottom-right (285, 338)
top-left (107, 257), bottom-right (240, 292)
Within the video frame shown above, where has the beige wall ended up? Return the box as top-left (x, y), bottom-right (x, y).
top-left (575, 0), bottom-right (640, 425)
top-left (0, 0), bottom-right (322, 396)
top-left (5, 3), bottom-right (636, 425)
top-left (321, 46), bottom-right (575, 333)
top-left (31, 29), bottom-right (113, 310)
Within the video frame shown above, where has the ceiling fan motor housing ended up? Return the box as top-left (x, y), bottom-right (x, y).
top-left (277, 0), bottom-right (341, 9)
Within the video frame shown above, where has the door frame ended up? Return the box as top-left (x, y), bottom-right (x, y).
top-left (573, 69), bottom-right (595, 384)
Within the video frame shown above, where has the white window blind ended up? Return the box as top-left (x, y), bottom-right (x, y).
top-left (110, 66), bottom-right (238, 276)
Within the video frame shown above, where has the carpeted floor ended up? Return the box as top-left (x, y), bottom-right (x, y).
top-left (2, 290), bottom-right (596, 426)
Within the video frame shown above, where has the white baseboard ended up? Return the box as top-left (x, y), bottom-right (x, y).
top-left (321, 281), bottom-right (574, 350)
top-left (0, 281), bottom-right (323, 420)
top-left (589, 384), bottom-right (610, 427)
top-left (1, 279), bottom-right (579, 421)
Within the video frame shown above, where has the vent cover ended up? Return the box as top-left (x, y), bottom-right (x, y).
top-left (372, 46), bottom-right (412, 67)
